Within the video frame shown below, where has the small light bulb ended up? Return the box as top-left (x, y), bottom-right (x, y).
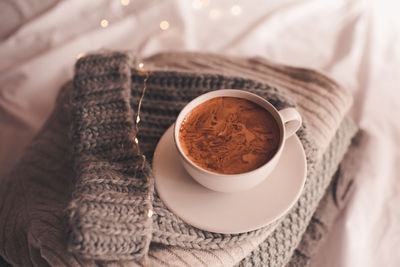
top-left (159, 20), bottom-right (170, 30)
top-left (148, 209), bottom-right (153, 218)
top-left (100, 19), bottom-right (109, 28)
top-left (138, 62), bottom-right (144, 69)
top-left (231, 5), bottom-right (242, 16)
top-left (76, 53), bottom-right (85, 59)
top-left (192, 0), bottom-right (202, 9)
top-left (136, 116), bottom-right (140, 124)
top-left (134, 137), bottom-right (139, 144)
top-left (121, 0), bottom-right (130, 6)
top-left (209, 9), bottom-right (221, 20)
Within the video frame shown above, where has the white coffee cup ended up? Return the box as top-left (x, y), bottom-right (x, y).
top-left (174, 89), bottom-right (302, 193)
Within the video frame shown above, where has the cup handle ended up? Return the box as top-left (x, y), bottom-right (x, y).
top-left (278, 108), bottom-right (302, 139)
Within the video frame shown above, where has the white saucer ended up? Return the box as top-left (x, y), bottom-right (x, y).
top-left (152, 125), bottom-right (307, 234)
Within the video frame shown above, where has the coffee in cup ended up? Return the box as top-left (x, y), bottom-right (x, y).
top-left (179, 96), bottom-right (280, 174)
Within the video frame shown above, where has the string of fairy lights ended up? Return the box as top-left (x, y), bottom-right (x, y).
top-left (75, 0), bottom-right (243, 219)
top-left (134, 68), bottom-right (153, 219)
top-left (77, 0), bottom-right (243, 61)
top-left (97, 1), bottom-right (242, 29)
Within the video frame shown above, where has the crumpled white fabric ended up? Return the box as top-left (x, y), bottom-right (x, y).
top-left (0, 0), bottom-right (399, 266)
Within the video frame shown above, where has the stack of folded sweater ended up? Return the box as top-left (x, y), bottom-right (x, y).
top-left (0, 52), bottom-right (362, 267)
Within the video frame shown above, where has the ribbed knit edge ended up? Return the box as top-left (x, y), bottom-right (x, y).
top-left (66, 52), bottom-right (154, 261)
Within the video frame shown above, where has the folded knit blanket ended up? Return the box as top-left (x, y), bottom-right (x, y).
top-left (0, 52), bottom-right (355, 266)
top-left (286, 131), bottom-right (365, 267)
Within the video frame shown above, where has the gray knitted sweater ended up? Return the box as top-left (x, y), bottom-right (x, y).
top-left (66, 51), bottom-right (354, 264)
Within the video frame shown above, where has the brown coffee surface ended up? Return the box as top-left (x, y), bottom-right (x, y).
top-left (179, 96), bottom-right (280, 174)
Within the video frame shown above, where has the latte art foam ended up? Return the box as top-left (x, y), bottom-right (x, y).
top-left (179, 96), bottom-right (280, 174)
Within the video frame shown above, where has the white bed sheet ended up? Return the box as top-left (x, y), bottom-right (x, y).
top-left (1, 0), bottom-right (399, 266)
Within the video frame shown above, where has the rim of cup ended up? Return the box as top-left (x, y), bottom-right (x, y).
top-left (173, 89), bottom-right (286, 178)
